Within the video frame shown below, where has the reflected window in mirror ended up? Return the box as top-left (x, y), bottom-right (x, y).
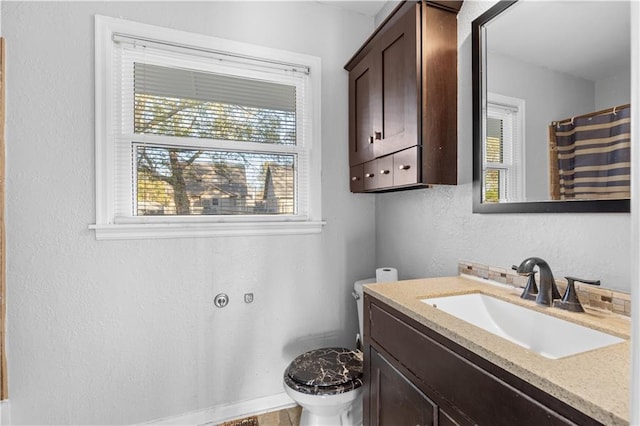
top-left (484, 93), bottom-right (524, 203)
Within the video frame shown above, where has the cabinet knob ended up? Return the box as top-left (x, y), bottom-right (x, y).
top-left (365, 173), bottom-right (375, 178)
top-left (398, 164), bottom-right (411, 171)
top-left (374, 131), bottom-right (382, 140)
top-left (351, 176), bottom-right (360, 182)
top-left (380, 169), bottom-right (390, 175)
top-left (368, 136), bottom-right (374, 144)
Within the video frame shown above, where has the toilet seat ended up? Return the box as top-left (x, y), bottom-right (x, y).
top-left (284, 347), bottom-right (363, 396)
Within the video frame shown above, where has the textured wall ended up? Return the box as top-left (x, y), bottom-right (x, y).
top-left (2, 2), bottom-right (375, 424)
top-left (375, 0), bottom-right (632, 292)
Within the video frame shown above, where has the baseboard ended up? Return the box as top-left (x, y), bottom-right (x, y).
top-left (140, 392), bottom-right (296, 425)
top-left (0, 400), bottom-right (10, 425)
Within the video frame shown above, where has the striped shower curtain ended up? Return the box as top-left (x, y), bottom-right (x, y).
top-left (549, 105), bottom-right (631, 200)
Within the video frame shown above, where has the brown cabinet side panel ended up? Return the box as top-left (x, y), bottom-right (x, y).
top-left (421, 4), bottom-right (458, 185)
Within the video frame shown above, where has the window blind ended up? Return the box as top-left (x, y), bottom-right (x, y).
top-left (484, 117), bottom-right (504, 202)
top-left (110, 33), bottom-right (310, 219)
top-left (484, 98), bottom-right (523, 202)
top-left (133, 63), bottom-right (297, 145)
top-left (485, 117), bottom-right (503, 163)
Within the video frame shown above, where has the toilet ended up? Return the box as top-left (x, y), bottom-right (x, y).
top-left (283, 278), bottom-right (375, 426)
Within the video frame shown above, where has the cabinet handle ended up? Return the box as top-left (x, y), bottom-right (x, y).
top-left (368, 136), bottom-right (374, 144)
top-left (398, 164), bottom-right (411, 171)
top-left (351, 176), bottom-right (360, 182)
top-left (365, 173), bottom-right (375, 178)
top-left (374, 131), bottom-right (382, 140)
top-left (380, 169), bottom-right (390, 175)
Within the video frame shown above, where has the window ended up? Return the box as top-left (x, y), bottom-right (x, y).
top-left (92, 16), bottom-right (323, 239)
top-left (483, 93), bottom-right (525, 203)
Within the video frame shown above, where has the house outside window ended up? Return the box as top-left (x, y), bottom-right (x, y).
top-left (483, 93), bottom-right (525, 203)
top-left (92, 16), bottom-right (323, 239)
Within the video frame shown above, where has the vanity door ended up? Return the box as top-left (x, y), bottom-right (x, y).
top-left (369, 349), bottom-right (437, 426)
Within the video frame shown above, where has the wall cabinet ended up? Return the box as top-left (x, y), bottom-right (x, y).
top-left (345, 1), bottom-right (460, 193)
top-left (363, 295), bottom-right (603, 426)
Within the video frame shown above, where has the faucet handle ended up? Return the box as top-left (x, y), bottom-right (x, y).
top-left (564, 276), bottom-right (600, 287)
top-left (554, 276), bottom-right (600, 312)
top-left (511, 264), bottom-right (528, 275)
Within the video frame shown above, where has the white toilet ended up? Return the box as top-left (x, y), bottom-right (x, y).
top-left (283, 278), bottom-right (374, 426)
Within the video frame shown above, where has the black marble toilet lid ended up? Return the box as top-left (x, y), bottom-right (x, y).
top-left (286, 347), bottom-right (363, 387)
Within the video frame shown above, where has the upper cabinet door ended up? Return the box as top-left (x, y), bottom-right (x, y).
top-left (348, 54), bottom-right (378, 166)
top-left (375, 3), bottom-right (420, 158)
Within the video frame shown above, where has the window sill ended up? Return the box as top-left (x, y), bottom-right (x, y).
top-left (89, 220), bottom-right (326, 240)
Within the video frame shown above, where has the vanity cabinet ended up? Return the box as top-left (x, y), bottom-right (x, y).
top-left (363, 294), bottom-right (603, 426)
top-left (345, 1), bottom-right (460, 193)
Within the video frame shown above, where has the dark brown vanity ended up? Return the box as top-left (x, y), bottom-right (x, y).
top-left (361, 276), bottom-right (630, 426)
top-left (364, 295), bottom-right (602, 425)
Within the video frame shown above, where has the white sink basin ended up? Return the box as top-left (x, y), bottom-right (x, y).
top-left (421, 293), bottom-right (625, 359)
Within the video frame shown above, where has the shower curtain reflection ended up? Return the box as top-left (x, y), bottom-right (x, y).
top-left (549, 104), bottom-right (631, 200)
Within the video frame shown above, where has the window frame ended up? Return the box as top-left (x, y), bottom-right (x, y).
top-left (92, 15), bottom-right (324, 239)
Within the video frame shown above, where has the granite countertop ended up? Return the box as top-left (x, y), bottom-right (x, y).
top-left (364, 275), bottom-right (631, 425)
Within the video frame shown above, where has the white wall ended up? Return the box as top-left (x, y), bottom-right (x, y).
top-left (375, 0), bottom-right (631, 293)
top-left (596, 67), bottom-right (632, 110)
top-left (488, 51), bottom-right (596, 201)
top-left (2, 2), bottom-right (375, 424)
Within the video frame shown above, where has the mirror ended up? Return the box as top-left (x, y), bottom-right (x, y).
top-left (472, 1), bottom-right (631, 213)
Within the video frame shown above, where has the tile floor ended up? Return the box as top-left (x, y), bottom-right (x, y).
top-left (218, 406), bottom-right (302, 426)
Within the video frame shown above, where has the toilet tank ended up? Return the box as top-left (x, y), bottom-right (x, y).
top-left (353, 278), bottom-right (375, 341)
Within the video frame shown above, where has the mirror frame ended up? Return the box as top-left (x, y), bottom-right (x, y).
top-left (472, 0), bottom-right (631, 214)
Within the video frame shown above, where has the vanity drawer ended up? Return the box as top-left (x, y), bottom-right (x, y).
top-left (350, 164), bottom-right (364, 193)
top-left (368, 300), bottom-right (599, 426)
top-left (363, 156), bottom-right (394, 191)
top-left (376, 155), bottom-right (394, 189)
top-left (393, 146), bottom-right (420, 187)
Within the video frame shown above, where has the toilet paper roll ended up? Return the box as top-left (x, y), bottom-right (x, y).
top-left (376, 267), bottom-right (398, 283)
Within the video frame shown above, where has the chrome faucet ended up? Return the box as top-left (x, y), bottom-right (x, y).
top-left (516, 257), bottom-right (561, 306)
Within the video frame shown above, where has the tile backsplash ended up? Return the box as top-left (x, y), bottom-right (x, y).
top-left (459, 261), bottom-right (631, 317)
